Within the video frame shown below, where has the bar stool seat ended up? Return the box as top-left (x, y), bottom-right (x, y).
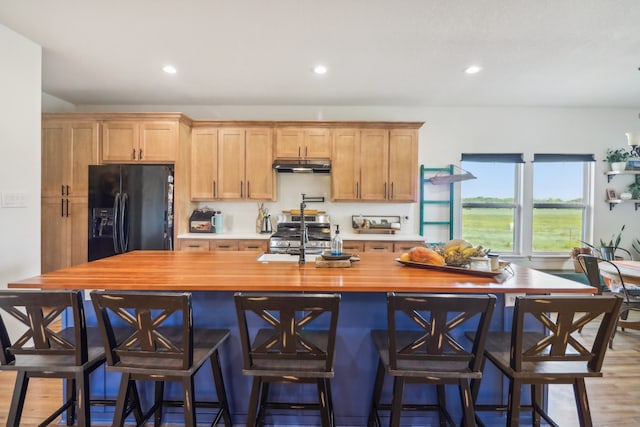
top-left (91, 290), bottom-right (232, 427)
top-left (234, 292), bottom-right (341, 427)
top-left (367, 292), bottom-right (496, 427)
top-left (0, 290), bottom-right (141, 427)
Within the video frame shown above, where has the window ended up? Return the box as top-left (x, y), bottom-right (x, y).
top-left (532, 154), bottom-right (594, 253)
top-left (461, 154), bottom-right (524, 253)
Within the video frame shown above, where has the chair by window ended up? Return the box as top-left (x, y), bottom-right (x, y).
top-left (576, 254), bottom-right (640, 347)
top-left (0, 289), bottom-right (141, 427)
top-left (471, 295), bottom-right (622, 427)
top-left (90, 290), bottom-right (232, 427)
top-left (234, 292), bottom-right (340, 427)
top-left (368, 293), bottom-right (496, 427)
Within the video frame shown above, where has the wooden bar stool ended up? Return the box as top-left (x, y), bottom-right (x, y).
top-left (367, 292), bottom-right (496, 427)
top-left (91, 290), bottom-right (232, 427)
top-left (0, 289), bottom-right (141, 427)
top-left (470, 294), bottom-right (622, 427)
top-left (234, 292), bottom-right (341, 427)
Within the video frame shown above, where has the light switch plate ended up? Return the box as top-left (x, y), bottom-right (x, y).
top-left (1, 192), bottom-right (27, 208)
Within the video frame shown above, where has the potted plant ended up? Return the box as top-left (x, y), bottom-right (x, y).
top-left (582, 224), bottom-right (625, 260)
top-left (570, 246), bottom-right (593, 272)
top-left (604, 148), bottom-right (631, 171)
top-left (633, 238), bottom-right (640, 258)
top-left (628, 181), bottom-right (640, 199)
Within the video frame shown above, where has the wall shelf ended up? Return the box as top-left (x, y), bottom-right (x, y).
top-left (606, 199), bottom-right (640, 211)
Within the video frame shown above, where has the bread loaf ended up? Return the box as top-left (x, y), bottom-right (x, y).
top-left (409, 246), bottom-right (445, 265)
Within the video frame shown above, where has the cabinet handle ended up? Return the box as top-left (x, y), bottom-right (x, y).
top-left (66, 199), bottom-right (69, 217)
top-left (384, 182), bottom-right (387, 199)
top-left (66, 185), bottom-right (70, 196)
top-left (139, 149), bottom-right (143, 160)
top-left (298, 147), bottom-right (301, 158)
top-left (356, 182), bottom-right (360, 199)
top-left (61, 185), bottom-right (65, 196)
top-left (213, 181), bottom-right (216, 198)
top-left (61, 199), bottom-right (64, 217)
top-left (305, 146), bottom-right (308, 158)
top-left (132, 148), bottom-right (136, 160)
top-left (247, 182), bottom-right (251, 198)
top-left (391, 182), bottom-right (394, 199)
top-left (240, 181), bottom-right (243, 198)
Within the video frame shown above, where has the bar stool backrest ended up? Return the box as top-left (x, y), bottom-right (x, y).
top-left (387, 293), bottom-right (496, 372)
top-left (510, 295), bottom-right (622, 372)
top-left (91, 290), bottom-right (194, 370)
top-left (0, 290), bottom-right (87, 366)
top-left (234, 292), bottom-right (340, 373)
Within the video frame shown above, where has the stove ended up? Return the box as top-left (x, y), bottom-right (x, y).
top-left (269, 212), bottom-right (331, 254)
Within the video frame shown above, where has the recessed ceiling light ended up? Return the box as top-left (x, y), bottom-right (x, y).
top-left (464, 65), bottom-right (482, 74)
top-left (162, 65), bottom-right (177, 74)
top-left (313, 65), bottom-right (328, 75)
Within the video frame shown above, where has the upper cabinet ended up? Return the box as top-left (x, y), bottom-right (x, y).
top-left (331, 126), bottom-right (419, 202)
top-left (42, 120), bottom-right (100, 198)
top-left (190, 125), bottom-right (275, 201)
top-left (102, 120), bottom-right (178, 163)
top-left (275, 127), bottom-right (331, 159)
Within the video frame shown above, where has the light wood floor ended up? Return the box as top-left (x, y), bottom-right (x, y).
top-left (1, 324), bottom-right (639, 426)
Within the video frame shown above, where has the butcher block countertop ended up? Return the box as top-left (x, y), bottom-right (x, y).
top-left (10, 251), bottom-right (596, 294)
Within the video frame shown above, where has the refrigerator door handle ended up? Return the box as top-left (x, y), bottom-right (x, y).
top-left (120, 192), bottom-right (129, 252)
top-left (113, 192), bottom-right (121, 253)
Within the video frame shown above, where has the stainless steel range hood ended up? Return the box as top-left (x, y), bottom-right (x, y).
top-left (272, 159), bottom-right (331, 173)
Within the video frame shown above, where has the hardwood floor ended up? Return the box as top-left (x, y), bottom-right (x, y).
top-left (0, 321), bottom-right (639, 426)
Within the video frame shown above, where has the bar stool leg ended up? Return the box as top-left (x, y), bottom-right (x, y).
top-left (113, 374), bottom-right (133, 427)
top-left (325, 378), bottom-right (335, 427)
top-left (182, 376), bottom-right (197, 427)
top-left (65, 378), bottom-right (76, 426)
top-left (507, 379), bottom-right (522, 427)
top-left (317, 378), bottom-right (331, 427)
top-left (437, 383), bottom-right (447, 426)
top-left (458, 379), bottom-right (475, 427)
top-left (246, 377), bottom-right (263, 427)
top-left (390, 377), bottom-right (405, 427)
top-left (75, 371), bottom-right (90, 427)
top-left (367, 360), bottom-right (385, 427)
top-left (531, 383), bottom-right (542, 427)
top-left (7, 371), bottom-right (28, 427)
top-left (154, 381), bottom-right (164, 427)
top-left (210, 350), bottom-right (233, 427)
top-left (574, 378), bottom-right (593, 427)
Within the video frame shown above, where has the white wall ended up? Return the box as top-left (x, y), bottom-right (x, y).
top-left (0, 24), bottom-right (41, 334)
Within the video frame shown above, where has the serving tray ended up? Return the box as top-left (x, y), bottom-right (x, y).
top-left (395, 258), bottom-right (506, 277)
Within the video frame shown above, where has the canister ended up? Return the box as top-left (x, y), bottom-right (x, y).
top-left (469, 256), bottom-right (491, 271)
top-left (488, 253), bottom-right (500, 271)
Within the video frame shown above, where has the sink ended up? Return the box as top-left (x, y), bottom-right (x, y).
top-left (256, 253), bottom-right (319, 262)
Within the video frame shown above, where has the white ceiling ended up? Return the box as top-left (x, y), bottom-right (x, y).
top-left (2, 0), bottom-right (640, 108)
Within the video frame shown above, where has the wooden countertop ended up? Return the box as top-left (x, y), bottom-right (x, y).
top-left (9, 251), bottom-right (596, 294)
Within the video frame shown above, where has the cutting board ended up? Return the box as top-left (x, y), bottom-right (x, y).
top-left (315, 258), bottom-right (352, 268)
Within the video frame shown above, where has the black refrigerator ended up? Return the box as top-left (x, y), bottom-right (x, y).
top-left (88, 164), bottom-right (174, 261)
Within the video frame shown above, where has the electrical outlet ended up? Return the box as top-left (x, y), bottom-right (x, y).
top-left (505, 293), bottom-right (525, 307)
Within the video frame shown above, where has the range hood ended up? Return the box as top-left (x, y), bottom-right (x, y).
top-left (272, 159), bottom-right (331, 173)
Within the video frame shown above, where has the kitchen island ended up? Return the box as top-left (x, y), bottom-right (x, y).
top-left (9, 251), bottom-right (596, 426)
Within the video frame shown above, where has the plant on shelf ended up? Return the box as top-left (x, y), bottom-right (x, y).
top-left (628, 181), bottom-right (640, 199)
top-left (582, 224), bottom-right (625, 260)
top-left (604, 148), bottom-right (631, 171)
top-left (633, 238), bottom-right (640, 257)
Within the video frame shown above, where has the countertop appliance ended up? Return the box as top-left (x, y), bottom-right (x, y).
top-left (88, 164), bottom-right (174, 261)
top-left (269, 212), bottom-right (331, 254)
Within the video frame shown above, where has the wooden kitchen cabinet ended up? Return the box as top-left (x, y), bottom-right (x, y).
top-left (217, 127), bottom-right (275, 200)
top-left (343, 240), bottom-right (365, 253)
top-left (275, 127), bottom-right (331, 159)
top-left (190, 127), bottom-right (218, 200)
top-left (179, 239), bottom-right (211, 251)
top-left (41, 118), bottom-right (99, 273)
top-left (363, 241), bottom-right (394, 252)
top-left (331, 127), bottom-right (418, 202)
top-left (178, 238), bottom-right (268, 252)
top-left (393, 241), bottom-right (426, 253)
top-left (102, 120), bottom-right (178, 163)
top-left (238, 239), bottom-right (269, 252)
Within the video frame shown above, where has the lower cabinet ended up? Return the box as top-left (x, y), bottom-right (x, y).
top-left (41, 197), bottom-right (88, 273)
top-left (343, 240), bottom-right (425, 254)
top-left (178, 238), bottom-right (268, 252)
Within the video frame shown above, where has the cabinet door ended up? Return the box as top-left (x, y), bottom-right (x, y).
top-left (68, 198), bottom-right (88, 267)
top-left (102, 121), bottom-right (139, 162)
top-left (140, 121), bottom-right (178, 162)
top-left (389, 129), bottom-right (418, 201)
top-left (331, 129), bottom-right (360, 201)
top-left (275, 128), bottom-right (304, 158)
top-left (179, 239), bottom-right (211, 251)
top-left (364, 241), bottom-right (394, 252)
top-left (210, 240), bottom-right (240, 251)
top-left (217, 129), bottom-right (246, 199)
top-left (42, 123), bottom-right (69, 198)
top-left (360, 129), bottom-right (389, 201)
top-left (239, 240), bottom-right (268, 252)
top-left (343, 240), bottom-right (365, 253)
top-left (245, 128), bottom-right (275, 200)
top-left (41, 198), bottom-right (69, 273)
top-left (68, 122), bottom-right (99, 197)
top-left (191, 128), bottom-right (218, 200)
top-left (305, 128), bottom-right (331, 158)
